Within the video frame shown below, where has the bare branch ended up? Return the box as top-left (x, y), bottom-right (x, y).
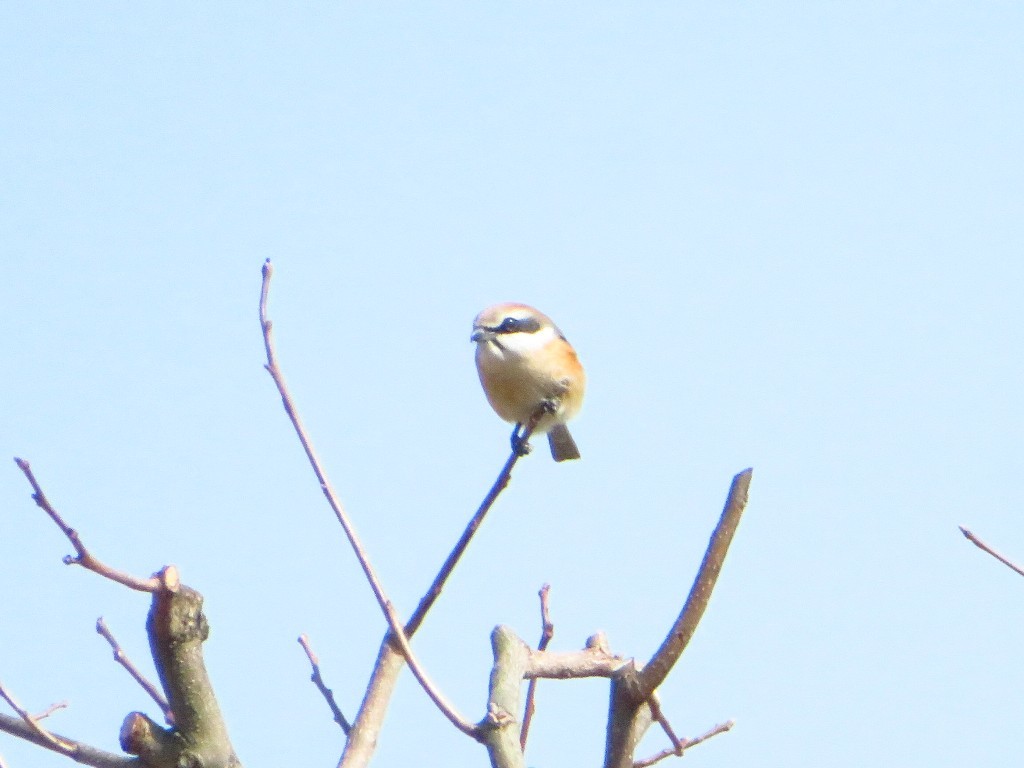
top-left (605, 470), bottom-right (751, 768)
top-left (13, 458), bottom-right (161, 593)
top-left (632, 720), bottom-right (735, 768)
top-left (520, 584), bottom-right (555, 750)
top-left (405, 407), bottom-right (546, 638)
top-left (0, 712), bottom-right (139, 768)
top-left (259, 261), bottom-right (479, 742)
top-left (385, 607), bottom-right (481, 738)
top-left (636, 468), bottom-right (752, 698)
top-left (525, 643), bottom-right (628, 681)
top-left (298, 634), bottom-right (351, 735)
top-left (95, 618), bottom-right (172, 724)
top-left (0, 682), bottom-right (75, 755)
top-left (959, 526), bottom-right (1024, 578)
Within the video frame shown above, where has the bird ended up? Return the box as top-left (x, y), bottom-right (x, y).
top-left (471, 303), bottom-right (585, 462)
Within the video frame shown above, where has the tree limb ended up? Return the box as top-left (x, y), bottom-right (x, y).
top-left (636, 468), bottom-right (752, 697)
top-left (126, 581), bottom-right (242, 767)
top-left (524, 644), bottom-right (628, 680)
top-left (480, 627), bottom-right (529, 768)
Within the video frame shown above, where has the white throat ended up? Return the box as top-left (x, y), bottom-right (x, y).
top-left (487, 325), bottom-right (560, 359)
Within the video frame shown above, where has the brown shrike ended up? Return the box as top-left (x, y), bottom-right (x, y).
top-left (471, 303), bottom-right (585, 462)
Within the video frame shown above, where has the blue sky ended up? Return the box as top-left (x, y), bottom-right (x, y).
top-left (3, 4), bottom-right (1023, 767)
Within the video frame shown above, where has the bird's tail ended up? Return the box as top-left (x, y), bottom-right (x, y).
top-left (547, 424), bottom-right (581, 462)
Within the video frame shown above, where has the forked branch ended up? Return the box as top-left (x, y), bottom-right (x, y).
top-left (605, 468), bottom-right (752, 768)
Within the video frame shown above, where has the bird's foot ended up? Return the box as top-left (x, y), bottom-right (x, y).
top-left (510, 425), bottom-right (532, 456)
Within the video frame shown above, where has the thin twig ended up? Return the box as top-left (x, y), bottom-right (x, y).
top-left (0, 682), bottom-right (75, 755)
top-left (259, 260), bottom-right (480, 741)
top-left (13, 458), bottom-right (161, 593)
top-left (646, 696), bottom-right (683, 755)
top-left (632, 720), bottom-right (735, 768)
top-left (405, 409), bottom-right (544, 638)
top-left (959, 526), bottom-right (1024, 578)
top-left (298, 634), bottom-right (351, 735)
top-left (95, 617), bottom-right (172, 723)
top-left (520, 583), bottom-right (554, 750)
top-left (31, 701), bottom-right (67, 721)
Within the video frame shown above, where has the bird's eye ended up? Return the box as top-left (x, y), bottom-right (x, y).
top-left (499, 317), bottom-right (520, 332)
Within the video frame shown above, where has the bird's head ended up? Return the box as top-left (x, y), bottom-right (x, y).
top-left (471, 303), bottom-right (564, 355)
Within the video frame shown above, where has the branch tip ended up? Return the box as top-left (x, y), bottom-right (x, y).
top-left (298, 634), bottom-right (350, 735)
top-left (14, 459), bottom-right (162, 593)
top-left (959, 526), bottom-right (1024, 578)
top-left (635, 468), bottom-right (752, 699)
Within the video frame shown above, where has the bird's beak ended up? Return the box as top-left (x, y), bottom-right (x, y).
top-left (471, 327), bottom-right (493, 343)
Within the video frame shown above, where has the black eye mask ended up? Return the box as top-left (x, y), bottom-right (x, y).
top-left (493, 316), bottom-right (541, 334)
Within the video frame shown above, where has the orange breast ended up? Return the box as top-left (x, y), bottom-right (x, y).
top-left (476, 343), bottom-right (584, 429)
